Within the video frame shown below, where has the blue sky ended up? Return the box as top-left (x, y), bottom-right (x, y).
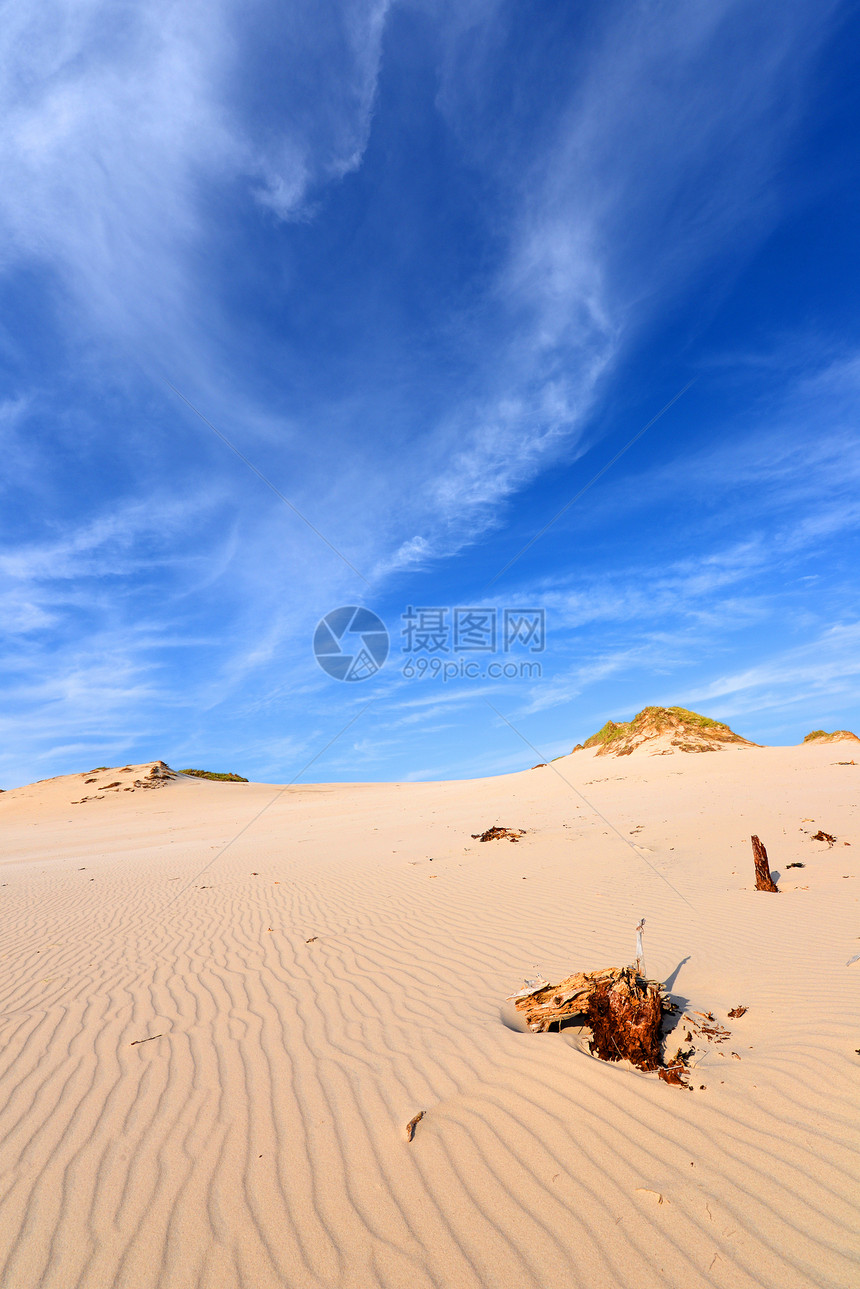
top-left (2, 0), bottom-right (859, 788)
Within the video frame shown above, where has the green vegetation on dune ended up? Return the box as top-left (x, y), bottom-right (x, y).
top-left (664, 706), bottom-right (724, 729)
top-left (181, 769), bottom-right (249, 782)
top-left (581, 720), bottom-right (627, 749)
top-left (575, 705), bottom-right (738, 752)
top-left (802, 729), bottom-right (858, 743)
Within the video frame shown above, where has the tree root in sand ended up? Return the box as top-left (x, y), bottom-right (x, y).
top-left (507, 965), bottom-right (691, 1087)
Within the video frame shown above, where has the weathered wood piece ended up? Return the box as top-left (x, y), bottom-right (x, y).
top-left (751, 834), bottom-right (778, 892)
top-left (587, 971), bottom-right (664, 1071)
top-left (405, 1111), bottom-right (425, 1142)
top-left (508, 965), bottom-right (680, 1079)
top-left (471, 826), bottom-right (524, 842)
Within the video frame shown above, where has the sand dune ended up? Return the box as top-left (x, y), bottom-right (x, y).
top-left (1, 747), bottom-right (858, 1288)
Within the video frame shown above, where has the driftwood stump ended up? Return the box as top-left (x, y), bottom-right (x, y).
top-left (507, 966), bottom-right (679, 1079)
top-left (751, 835), bottom-right (778, 892)
top-left (586, 972), bottom-right (664, 1069)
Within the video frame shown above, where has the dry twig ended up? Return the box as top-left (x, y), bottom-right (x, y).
top-left (405, 1111), bottom-right (425, 1142)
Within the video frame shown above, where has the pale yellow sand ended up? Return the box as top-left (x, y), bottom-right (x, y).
top-left (0, 745), bottom-right (858, 1289)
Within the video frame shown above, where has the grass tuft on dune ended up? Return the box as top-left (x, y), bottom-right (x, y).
top-left (180, 768), bottom-right (249, 782)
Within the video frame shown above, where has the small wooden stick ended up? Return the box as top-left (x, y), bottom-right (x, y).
top-left (405, 1111), bottom-right (425, 1142)
top-left (751, 835), bottom-right (778, 892)
top-left (635, 919), bottom-right (645, 977)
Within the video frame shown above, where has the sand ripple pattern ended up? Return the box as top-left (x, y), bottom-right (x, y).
top-left (1, 755), bottom-right (858, 1288)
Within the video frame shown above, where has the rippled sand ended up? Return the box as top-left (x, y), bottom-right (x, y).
top-left (1, 744), bottom-right (857, 1288)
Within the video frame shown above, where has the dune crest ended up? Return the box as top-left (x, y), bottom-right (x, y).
top-left (1, 762), bottom-right (253, 807)
top-left (572, 705), bottom-right (754, 757)
top-left (801, 728), bottom-right (859, 744)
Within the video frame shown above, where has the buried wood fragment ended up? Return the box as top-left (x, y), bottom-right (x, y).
top-left (659, 1047), bottom-right (695, 1086)
top-left (587, 972), bottom-right (664, 1071)
top-left (751, 835), bottom-right (779, 892)
top-left (812, 830), bottom-right (837, 846)
top-left (684, 1013), bottom-right (731, 1043)
top-left (507, 964), bottom-right (686, 1084)
top-left (728, 1005), bottom-right (748, 1018)
top-left (471, 826), bottom-right (525, 842)
top-left (405, 1110), bottom-right (425, 1142)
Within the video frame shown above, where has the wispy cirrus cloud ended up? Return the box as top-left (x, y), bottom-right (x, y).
top-left (0, 0), bottom-right (391, 358)
top-left (373, 0), bottom-right (842, 563)
top-left (2, 0), bottom-right (837, 559)
top-left (0, 0), bottom-right (854, 787)
top-left (686, 620), bottom-right (860, 716)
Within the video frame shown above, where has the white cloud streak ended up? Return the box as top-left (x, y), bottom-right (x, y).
top-left (0, 0), bottom-right (391, 357)
top-left (385, 0), bottom-right (841, 561)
